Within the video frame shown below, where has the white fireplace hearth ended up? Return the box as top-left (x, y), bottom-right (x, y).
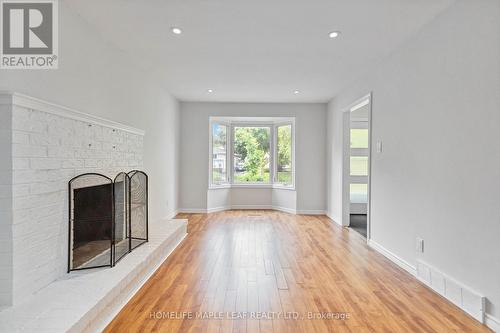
top-left (0, 220), bottom-right (187, 332)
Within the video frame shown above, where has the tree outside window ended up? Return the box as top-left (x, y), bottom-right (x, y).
top-left (276, 124), bottom-right (292, 184)
top-left (233, 127), bottom-right (270, 183)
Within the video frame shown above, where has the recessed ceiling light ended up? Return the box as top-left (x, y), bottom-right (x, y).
top-left (207, 89), bottom-right (214, 93)
top-left (171, 27), bottom-right (182, 35)
top-left (328, 31), bottom-right (341, 39)
top-left (293, 90), bottom-right (300, 94)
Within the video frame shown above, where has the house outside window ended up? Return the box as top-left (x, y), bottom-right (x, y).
top-left (209, 117), bottom-right (295, 189)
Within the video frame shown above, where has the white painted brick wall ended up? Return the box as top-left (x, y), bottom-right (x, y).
top-left (0, 103), bottom-right (13, 306)
top-left (0, 96), bottom-right (144, 306)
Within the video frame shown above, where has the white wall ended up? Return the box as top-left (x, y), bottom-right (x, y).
top-left (272, 189), bottom-right (297, 213)
top-left (326, 0), bottom-right (500, 319)
top-left (231, 188), bottom-right (273, 209)
top-left (207, 188), bottom-right (231, 212)
top-left (206, 188), bottom-right (297, 214)
top-left (0, 2), bottom-right (180, 223)
top-left (179, 102), bottom-right (327, 212)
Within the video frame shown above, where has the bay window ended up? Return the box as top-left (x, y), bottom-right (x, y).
top-left (211, 122), bottom-right (228, 184)
top-left (209, 117), bottom-right (294, 188)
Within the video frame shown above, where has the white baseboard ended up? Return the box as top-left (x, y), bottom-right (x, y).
top-left (416, 260), bottom-right (485, 323)
top-left (272, 206), bottom-right (297, 214)
top-left (206, 206), bottom-right (231, 213)
top-left (177, 208), bottom-right (208, 213)
top-left (486, 313), bottom-right (500, 332)
top-left (368, 239), bottom-right (498, 331)
top-left (296, 209), bottom-right (326, 215)
top-left (165, 210), bottom-right (179, 220)
top-left (230, 204), bottom-right (274, 210)
top-left (326, 211), bottom-right (343, 226)
top-left (367, 239), bottom-right (417, 275)
top-left (178, 206), bottom-right (329, 216)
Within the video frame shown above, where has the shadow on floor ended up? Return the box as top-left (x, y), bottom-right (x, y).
top-left (350, 214), bottom-right (367, 238)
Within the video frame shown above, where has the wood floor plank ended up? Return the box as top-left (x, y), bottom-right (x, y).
top-left (104, 211), bottom-right (492, 333)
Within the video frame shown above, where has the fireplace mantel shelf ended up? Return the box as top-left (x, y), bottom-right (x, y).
top-left (0, 91), bottom-right (145, 136)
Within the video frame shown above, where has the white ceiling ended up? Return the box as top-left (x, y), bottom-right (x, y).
top-left (66, 0), bottom-right (454, 103)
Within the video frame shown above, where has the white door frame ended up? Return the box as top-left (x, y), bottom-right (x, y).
top-left (342, 92), bottom-right (373, 241)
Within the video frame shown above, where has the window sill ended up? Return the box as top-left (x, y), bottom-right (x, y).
top-left (231, 183), bottom-right (272, 189)
top-left (272, 185), bottom-right (296, 191)
top-left (209, 184), bottom-right (231, 190)
top-left (209, 184), bottom-right (295, 191)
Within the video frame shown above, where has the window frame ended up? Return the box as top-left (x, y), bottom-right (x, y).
top-left (208, 120), bottom-right (230, 188)
top-left (209, 117), bottom-right (295, 190)
top-left (349, 120), bottom-right (369, 184)
top-left (273, 121), bottom-right (295, 189)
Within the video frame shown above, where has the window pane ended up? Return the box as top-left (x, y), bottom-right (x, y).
top-left (212, 123), bottom-right (227, 183)
top-left (233, 127), bottom-right (270, 183)
top-left (350, 156), bottom-right (368, 176)
top-left (350, 129), bottom-right (368, 148)
top-left (277, 125), bottom-right (292, 185)
top-left (350, 184), bottom-right (368, 203)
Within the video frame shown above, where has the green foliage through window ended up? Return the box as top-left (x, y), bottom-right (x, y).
top-left (277, 125), bottom-right (292, 184)
top-left (233, 127), bottom-right (270, 183)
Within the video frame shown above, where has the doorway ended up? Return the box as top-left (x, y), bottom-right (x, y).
top-left (343, 94), bottom-right (372, 239)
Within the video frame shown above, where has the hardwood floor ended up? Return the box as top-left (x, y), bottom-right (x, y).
top-left (105, 210), bottom-right (491, 332)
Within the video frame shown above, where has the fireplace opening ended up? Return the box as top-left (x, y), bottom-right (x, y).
top-left (73, 182), bottom-right (113, 268)
top-left (68, 171), bottom-right (148, 272)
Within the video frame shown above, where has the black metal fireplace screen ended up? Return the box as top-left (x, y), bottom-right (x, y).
top-left (67, 170), bottom-right (148, 272)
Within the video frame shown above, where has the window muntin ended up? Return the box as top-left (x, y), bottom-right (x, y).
top-left (350, 183), bottom-right (368, 203)
top-left (350, 156), bottom-right (368, 176)
top-left (350, 128), bottom-right (368, 149)
top-left (233, 126), bottom-right (271, 183)
top-left (209, 119), bottom-right (294, 188)
top-left (211, 123), bottom-right (228, 184)
top-left (276, 124), bottom-right (292, 185)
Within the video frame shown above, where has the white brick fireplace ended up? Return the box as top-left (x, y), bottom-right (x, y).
top-left (0, 92), bottom-right (188, 332)
top-left (0, 92), bottom-right (145, 306)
